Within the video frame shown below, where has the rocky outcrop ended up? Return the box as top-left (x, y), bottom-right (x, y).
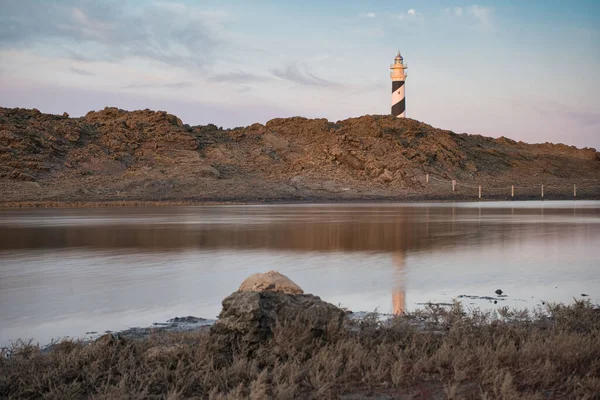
top-left (1, 106), bottom-right (598, 202)
top-left (211, 273), bottom-right (344, 342)
top-left (238, 270), bottom-right (304, 294)
top-left (210, 291), bottom-right (345, 342)
top-left (0, 107), bottom-right (198, 182)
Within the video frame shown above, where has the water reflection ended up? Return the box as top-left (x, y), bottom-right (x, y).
top-left (2, 203), bottom-right (597, 252)
top-left (393, 253), bottom-right (406, 315)
top-left (0, 202), bottom-right (599, 345)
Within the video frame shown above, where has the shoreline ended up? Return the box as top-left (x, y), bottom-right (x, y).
top-left (8, 294), bottom-right (594, 350)
top-left (1, 194), bottom-right (598, 209)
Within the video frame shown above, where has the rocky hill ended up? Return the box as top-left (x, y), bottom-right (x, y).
top-left (1, 107), bottom-right (598, 204)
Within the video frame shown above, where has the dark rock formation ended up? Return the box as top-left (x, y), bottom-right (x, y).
top-left (210, 291), bottom-right (345, 342)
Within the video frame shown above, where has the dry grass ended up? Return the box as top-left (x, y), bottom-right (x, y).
top-left (1, 301), bottom-right (599, 399)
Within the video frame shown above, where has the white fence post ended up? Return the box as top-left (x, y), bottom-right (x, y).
top-left (478, 185), bottom-right (482, 199)
top-left (426, 174), bottom-right (429, 184)
top-left (452, 180), bottom-right (456, 192)
top-left (541, 184), bottom-right (544, 198)
top-left (511, 185), bottom-right (514, 198)
top-left (574, 184), bottom-right (577, 198)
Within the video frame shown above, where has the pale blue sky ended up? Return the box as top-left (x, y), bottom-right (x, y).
top-left (1, 0), bottom-right (599, 148)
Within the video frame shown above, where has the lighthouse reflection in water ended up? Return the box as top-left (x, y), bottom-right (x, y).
top-left (1, 201), bottom-right (599, 346)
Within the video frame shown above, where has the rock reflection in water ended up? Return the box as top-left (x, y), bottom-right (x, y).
top-left (0, 207), bottom-right (433, 252)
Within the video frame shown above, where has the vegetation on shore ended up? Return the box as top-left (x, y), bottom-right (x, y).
top-left (2, 301), bottom-right (599, 399)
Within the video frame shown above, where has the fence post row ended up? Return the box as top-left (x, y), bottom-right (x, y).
top-left (427, 175), bottom-right (582, 199)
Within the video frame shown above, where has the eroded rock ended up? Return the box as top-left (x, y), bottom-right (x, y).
top-left (210, 290), bottom-right (345, 342)
top-left (238, 270), bottom-right (303, 294)
top-left (2, 107), bottom-right (598, 203)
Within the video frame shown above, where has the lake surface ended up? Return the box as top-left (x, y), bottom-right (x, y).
top-left (1, 201), bottom-right (599, 346)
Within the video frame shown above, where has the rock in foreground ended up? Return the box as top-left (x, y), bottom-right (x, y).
top-left (211, 290), bottom-right (345, 342)
top-left (238, 270), bottom-right (304, 294)
top-left (212, 271), bottom-right (343, 342)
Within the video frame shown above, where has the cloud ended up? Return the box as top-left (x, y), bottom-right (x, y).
top-left (122, 81), bottom-right (194, 90)
top-left (392, 9), bottom-right (422, 21)
top-left (361, 12), bottom-right (376, 18)
top-left (206, 71), bottom-right (272, 84)
top-left (271, 64), bottom-right (341, 88)
top-left (445, 5), bottom-right (493, 30)
top-left (69, 66), bottom-right (94, 76)
top-left (468, 5), bottom-right (493, 30)
top-left (0, 1), bottom-right (230, 68)
top-left (445, 7), bottom-right (464, 17)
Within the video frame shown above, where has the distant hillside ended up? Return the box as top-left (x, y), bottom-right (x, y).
top-left (1, 107), bottom-right (598, 204)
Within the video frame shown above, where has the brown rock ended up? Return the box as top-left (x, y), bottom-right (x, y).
top-left (336, 150), bottom-right (364, 170)
top-left (1, 106), bottom-right (598, 203)
top-left (238, 270), bottom-right (303, 294)
top-left (262, 132), bottom-right (290, 153)
top-left (377, 169), bottom-right (394, 183)
top-left (210, 290), bottom-right (345, 342)
top-left (9, 171), bottom-right (36, 181)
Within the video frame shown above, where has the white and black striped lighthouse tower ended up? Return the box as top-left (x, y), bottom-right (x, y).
top-left (390, 51), bottom-right (408, 118)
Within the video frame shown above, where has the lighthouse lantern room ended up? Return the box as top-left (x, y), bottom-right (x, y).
top-left (390, 51), bottom-right (407, 118)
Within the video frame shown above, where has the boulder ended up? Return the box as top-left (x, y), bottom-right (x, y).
top-left (238, 270), bottom-right (303, 294)
top-left (377, 168), bottom-right (394, 183)
top-left (210, 290), bottom-right (345, 342)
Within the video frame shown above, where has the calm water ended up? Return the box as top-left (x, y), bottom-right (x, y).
top-left (1, 201), bottom-right (599, 346)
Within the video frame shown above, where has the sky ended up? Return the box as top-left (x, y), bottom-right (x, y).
top-left (0, 0), bottom-right (599, 149)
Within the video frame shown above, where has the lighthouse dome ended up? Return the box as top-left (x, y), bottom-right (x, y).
top-left (395, 51), bottom-right (403, 61)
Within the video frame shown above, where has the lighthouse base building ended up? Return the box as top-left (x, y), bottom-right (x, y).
top-left (390, 51), bottom-right (407, 118)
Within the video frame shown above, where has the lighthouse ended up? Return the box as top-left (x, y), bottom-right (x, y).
top-left (390, 51), bottom-right (407, 118)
